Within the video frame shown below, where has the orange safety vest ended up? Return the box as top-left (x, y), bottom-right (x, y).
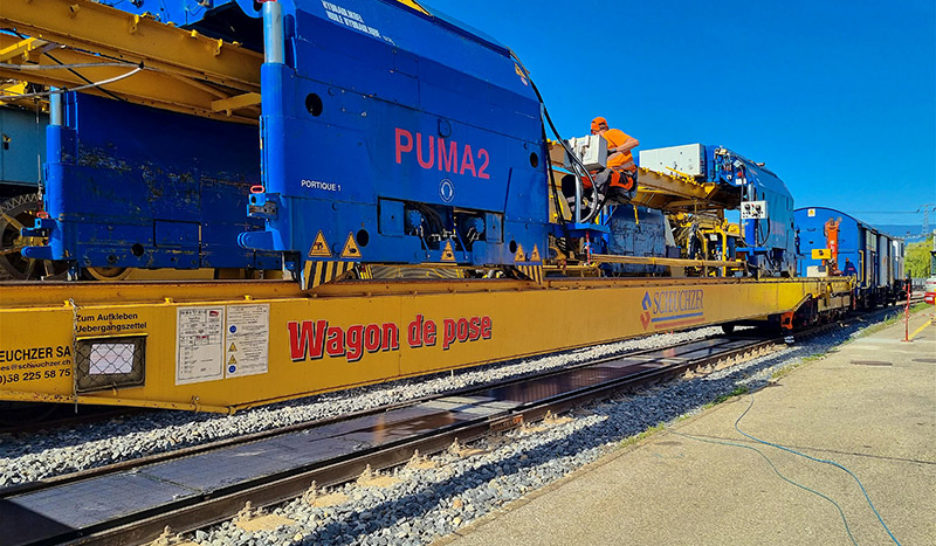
top-left (601, 128), bottom-right (636, 170)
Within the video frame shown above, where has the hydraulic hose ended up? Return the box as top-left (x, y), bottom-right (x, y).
top-left (510, 51), bottom-right (602, 224)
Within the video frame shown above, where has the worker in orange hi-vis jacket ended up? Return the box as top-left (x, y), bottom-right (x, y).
top-left (591, 116), bottom-right (639, 172)
top-left (588, 116), bottom-right (640, 203)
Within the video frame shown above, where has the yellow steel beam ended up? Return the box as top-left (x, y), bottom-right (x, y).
top-left (0, 34), bottom-right (258, 124)
top-left (0, 36), bottom-right (47, 62)
top-left (0, 80), bottom-right (29, 95)
top-left (0, 277), bottom-right (854, 413)
top-left (589, 254), bottom-right (744, 269)
top-left (211, 92), bottom-right (261, 113)
top-left (636, 168), bottom-right (719, 201)
top-left (0, 0), bottom-right (261, 93)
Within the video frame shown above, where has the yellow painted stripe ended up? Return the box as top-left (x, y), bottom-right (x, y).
top-left (302, 260), bottom-right (314, 290)
top-left (395, 0), bottom-right (430, 15)
top-left (908, 318), bottom-right (934, 341)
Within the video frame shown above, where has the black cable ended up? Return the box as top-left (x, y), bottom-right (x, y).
top-left (9, 29), bottom-right (125, 102)
top-left (511, 51), bottom-right (601, 224)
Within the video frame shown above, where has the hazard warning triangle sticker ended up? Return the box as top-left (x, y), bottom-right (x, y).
top-left (514, 244), bottom-right (525, 262)
top-left (340, 233), bottom-right (362, 259)
top-left (441, 241), bottom-right (456, 262)
top-left (308, 231), bottom-right (331, 258)
top-left (529, 244), bottom-right (541, 262)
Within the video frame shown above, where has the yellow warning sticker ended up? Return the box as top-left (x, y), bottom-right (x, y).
top-left (812, 248), bottom-right (832, 260)
top-left (441, 241), bottom-right (456, 262)
top-left (529, 244), bottom-right (541, 262)
top-left (229, 342), bottom-right (237, 352)
top-left (514, 244), bottom-right (525, 262)
top-left (340, 233), bottom-right (362, 259)
top-left (308, 231), bottom-right (332, 258)
top-left (228, 355), bottom-right (237, 365)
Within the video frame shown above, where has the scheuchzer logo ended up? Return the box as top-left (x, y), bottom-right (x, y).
top-left (640, 289), bottom-right (705, 330)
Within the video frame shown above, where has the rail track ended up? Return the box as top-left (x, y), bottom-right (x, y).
top-left (0, 328), bottom-right (808, 546)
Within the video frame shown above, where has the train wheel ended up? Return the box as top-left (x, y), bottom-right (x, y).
top-left (0, 193), bottom-right (67, 280)
top-left (83, 266), bottom-right (132, 281)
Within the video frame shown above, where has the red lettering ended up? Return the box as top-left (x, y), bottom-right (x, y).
top-left (481, 316), bottom-right (492, 339)
top-left (291, 319), bottom-right (403, 362)
top-left (288, 320), bottom-right (327, 361)
top-left (417, 134), bottom-right (435, 169)
top-left (468, 317), bottom-right (481, 341)
top-left (438, 138), bottom-right (458, 172)
top-left (457, 318), bottom-right (469, 342)
top-left (326, 326), bottom-right (345, 357)
top-left (424, 319), bottom-right (437, 346)
top-left (477, 149), bottom-right (491, 179)
top-left (382, 323), bottom-right (400, 351)
top-left (408, 314), bottom-right (424, 348)
top-left (442, 319), bottom-right (457, 350)
top-left (459, 144), bottom-right (477, 177)
top-left (395, 128), bottom-right (413, 164)
top-left (364, 324), bottom-right (381, 352)
top-left (346, 325), bottom-right (364, 362)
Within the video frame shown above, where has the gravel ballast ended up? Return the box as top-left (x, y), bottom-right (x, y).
top-left (0, 308), bottom-right (904, 546)
top-left (1, 326), bottom-right (730, 485)
top-left (179, 310), bottom-right (901, 546)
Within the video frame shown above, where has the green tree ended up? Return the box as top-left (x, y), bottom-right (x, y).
top-left (905, 235), bottom-right (935, 278)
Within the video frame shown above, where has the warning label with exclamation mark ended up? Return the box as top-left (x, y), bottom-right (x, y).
top-left (224, 304), bottom-right (270, 378)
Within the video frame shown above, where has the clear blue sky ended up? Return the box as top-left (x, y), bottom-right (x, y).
top-left (424, 0), bottom-right (936, 233)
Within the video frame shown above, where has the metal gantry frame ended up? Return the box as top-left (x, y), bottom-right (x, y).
top-left (0, 0), bottom-right (261, 122)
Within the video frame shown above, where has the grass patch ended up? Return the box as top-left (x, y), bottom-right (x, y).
top-left (619, 422), bottom-right (664, 448)
top-left (772, 350), bottom-right (830, 380)
top-left (702, 385), bottom-right (749, 410)
top-left (855, 312), bottom-right (903, 338)
top-left (910, 302), bottom-right (932, 313)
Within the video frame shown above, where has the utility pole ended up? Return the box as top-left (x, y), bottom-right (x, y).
top-left (920, 204), bottom-right (936, 236)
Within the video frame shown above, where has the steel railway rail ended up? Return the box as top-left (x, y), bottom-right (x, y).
top-left (0, 331), bottom-right (805, 546)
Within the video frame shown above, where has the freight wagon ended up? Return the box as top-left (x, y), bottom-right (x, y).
top-left (795, 206), bottom-right (905, 308)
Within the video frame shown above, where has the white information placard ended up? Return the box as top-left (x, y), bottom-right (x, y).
top-left (176, 306), bottom-right (225, 385)
top-left (224, 304), bottom-right (270, 378)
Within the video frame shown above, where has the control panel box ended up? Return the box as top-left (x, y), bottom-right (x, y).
top-left (564, 135), bottom-right (607, 171)
top-left (741, 200), bottom-right (768, 220)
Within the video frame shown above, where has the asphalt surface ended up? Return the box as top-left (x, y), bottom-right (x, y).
top-left (440, 309), bottom-right (936, 545)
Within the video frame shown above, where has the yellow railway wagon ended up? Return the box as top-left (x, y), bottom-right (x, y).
top-left (0, 277), bottom-right (852, 413)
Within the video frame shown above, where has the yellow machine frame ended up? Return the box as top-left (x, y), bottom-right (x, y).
top-left (0, 277), bottom-right (852, 413)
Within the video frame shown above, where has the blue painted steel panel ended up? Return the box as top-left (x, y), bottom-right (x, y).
top-left (27, 94), bottom-right (279, 270)
top-left (794, 207), bottom-right (900, 293)
top-left (701, 145), bottom-right (796, 276)
top-left (238, 0), bottom-right (549, 277)
top-left (0, 107), bottom-right (46, 189)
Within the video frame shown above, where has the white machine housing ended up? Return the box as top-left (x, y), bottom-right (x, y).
top-left (639, 143), bottom-right (705, 177)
